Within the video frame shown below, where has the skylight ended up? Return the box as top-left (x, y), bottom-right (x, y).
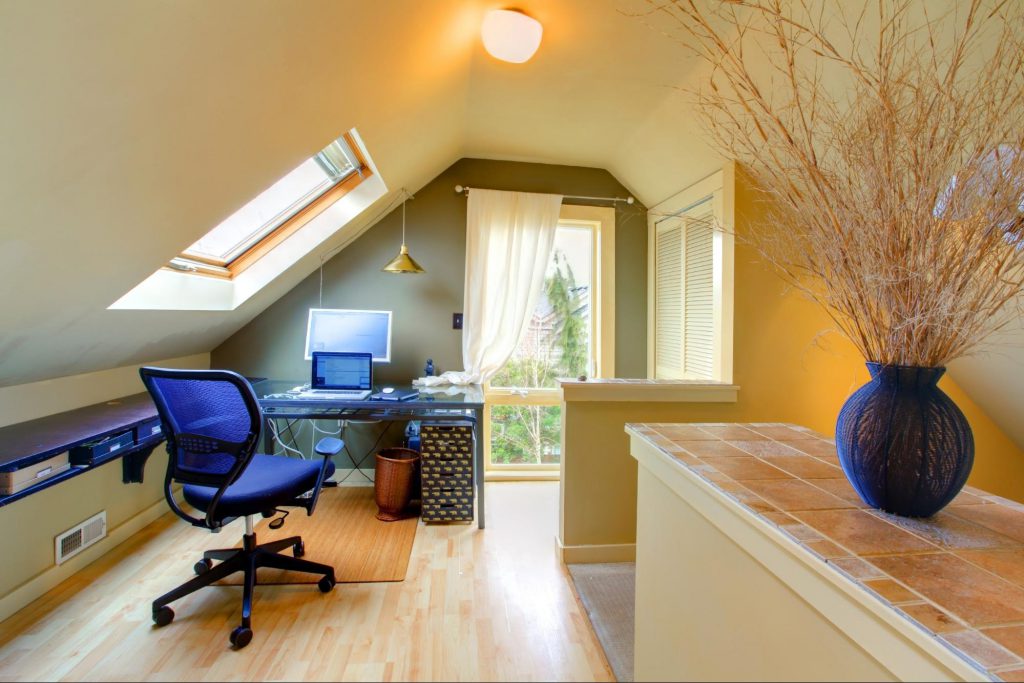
top-left (180, 135), bottom-right (362, 267)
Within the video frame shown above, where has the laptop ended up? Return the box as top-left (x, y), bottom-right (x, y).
top-left (301, 351), bottom-right (373, 401)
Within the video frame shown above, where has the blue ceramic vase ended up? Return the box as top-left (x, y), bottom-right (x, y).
top-left (835, 363), bottom-right (974, 517)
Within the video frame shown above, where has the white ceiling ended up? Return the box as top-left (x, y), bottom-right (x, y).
top-left (0, 0), bottom-right (718, 388)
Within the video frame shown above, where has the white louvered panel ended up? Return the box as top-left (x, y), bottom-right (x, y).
top-left (684, 212), bottom-right (715, 379)
top-left (655, 223), bottom-right (683, 379)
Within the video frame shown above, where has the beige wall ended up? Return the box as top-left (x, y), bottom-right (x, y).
top-left (560, 170), bottom-right (1024, 554)
top-left (0, 353), bottom-right (208, 614)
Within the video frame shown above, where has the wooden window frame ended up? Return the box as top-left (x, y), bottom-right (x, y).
top-left (647, 164), bottom-right (735, 384)
top-left (166, 132), bottom-right (372, 280)
top-left (484, 208), bottom-right (615, 479)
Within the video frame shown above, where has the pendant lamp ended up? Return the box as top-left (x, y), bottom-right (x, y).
top-left (382, 197), bottom-right (425, 274)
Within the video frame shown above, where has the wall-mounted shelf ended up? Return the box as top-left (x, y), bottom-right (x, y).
top-left (0, 393), bottom-right (164, 509)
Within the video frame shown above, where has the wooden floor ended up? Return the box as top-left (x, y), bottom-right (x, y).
top-left (0, 482), bottom-right (613, 682)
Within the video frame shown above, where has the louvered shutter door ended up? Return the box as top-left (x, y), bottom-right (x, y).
top-left (684, 210), bottom-right (715, 379)
top-left (655, 221), bottom-right (683, 378)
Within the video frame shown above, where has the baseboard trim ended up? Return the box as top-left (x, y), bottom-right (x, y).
top-left (558, 538), bottom-right (636, 564)
top-left (0, 497), bottom-right (170, 624)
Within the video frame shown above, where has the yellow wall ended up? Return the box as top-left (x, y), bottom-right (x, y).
top-left (560, 171), bottom-right (1024, 554)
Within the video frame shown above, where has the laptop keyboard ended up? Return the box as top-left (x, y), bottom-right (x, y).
top-left (297, 390), bottom-right (371, 401)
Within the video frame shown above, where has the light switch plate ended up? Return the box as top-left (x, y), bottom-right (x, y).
top-left (453, 313), bottom-right (463, 330)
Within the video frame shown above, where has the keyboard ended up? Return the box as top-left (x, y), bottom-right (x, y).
top-left (295, 390), bottom-right (371, 401)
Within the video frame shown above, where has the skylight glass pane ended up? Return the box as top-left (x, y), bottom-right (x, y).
top-left (183, 135), bottom-right (359, 264)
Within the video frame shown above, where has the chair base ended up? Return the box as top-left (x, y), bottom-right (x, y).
top-left (151, 526), bottom-right (335, 649)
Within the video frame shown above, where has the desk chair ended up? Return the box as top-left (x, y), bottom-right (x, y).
top-left (140, 367), bottom-right (343, 649)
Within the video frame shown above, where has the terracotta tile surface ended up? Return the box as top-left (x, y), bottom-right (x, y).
top-left (804, 539), bottom-right (849, 559)
top-left (630, 422), bottom-right (1024, 678)
top-left (741, 479), bottom-right (854, 511)
top-left (675, 439), bottom-right (750, 458)
top-left (983, 626), bottom-right (1024, 659)
top-left (863, 578), bottom-right (920, 604)
top-left (869, 553), bottom-right (1024, 626)
top-left (728, 439), bottom-right (803, 457)
top-left (956, 549), bottom-right (1024, 590)
top-left (698, 424), bottom-right (768, 440)
top-left (704, 456), bottom-right (789, 481)
top-left (788, 439), bottom-right (839, 458)
top-left (807, 477), bottom-right (870, 508)
top-left (658, 425), bottom-right (719, 441)
top-left (898, 602), bottom-right (966, 634)
top-left (762, 455), bottom-right (842, 479)
top-left (729, 488), bottom-right (778, 514)
top-left (770, 519), bottom-right (824, 542)
top-left (949, 490), bottom-right (994, 507)
top-left (941, 631), bottom-right (1022, 669)
top-left (828, 557), bottom-right (886, 580)
top-left (794, 509), bottom-right (936, 555)
top-left (749, 424), bottom-right (820, 441)
top-left (950, 505), bottom-right (1024, 544)
top-left (760, 511), bottom-right (797, 527)
top-left (869, 509), bottom-right (1022, 550)
top-left (668, 451), bottom-right (703, 467)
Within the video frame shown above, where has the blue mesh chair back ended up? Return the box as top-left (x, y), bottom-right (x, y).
top-left (140, 368), bottom-right (262, 488)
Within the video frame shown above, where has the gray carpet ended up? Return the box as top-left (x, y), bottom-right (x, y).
top-left (568, 562), bottom-right (636, 682)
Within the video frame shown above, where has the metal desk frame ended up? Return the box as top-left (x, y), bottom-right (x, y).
top-left (256, 387), bottom-right (486, 529)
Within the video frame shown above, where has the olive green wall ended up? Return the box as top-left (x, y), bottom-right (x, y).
top-left (212, 158), bottom-right (648, 383)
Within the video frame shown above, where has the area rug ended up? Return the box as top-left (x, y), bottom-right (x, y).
top-left (568, 562), bottom-right (636, 682)
top-left (218, 485), bottom-right (418, 585)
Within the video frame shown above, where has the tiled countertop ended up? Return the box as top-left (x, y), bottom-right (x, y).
top-left (626, 422), bottom-right (1024, 682)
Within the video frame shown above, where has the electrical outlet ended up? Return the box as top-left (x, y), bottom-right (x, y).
top-left (453, 313), bottom-right (463, 330)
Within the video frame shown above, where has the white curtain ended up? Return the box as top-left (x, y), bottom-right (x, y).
top-left (416, 188), bottom-right (563, 386)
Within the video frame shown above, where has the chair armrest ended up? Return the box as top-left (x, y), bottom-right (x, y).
top-left (314, 437), bottom-right (344, 457)
top-left (303, 438), bottom-right (343, 516)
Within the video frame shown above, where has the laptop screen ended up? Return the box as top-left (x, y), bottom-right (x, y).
top-left (311, 352), bottom-right (372, 390)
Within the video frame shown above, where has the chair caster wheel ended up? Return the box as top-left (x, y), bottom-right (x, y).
top-left (318, 575), bottom-right (335, 593)
top-left (194, 558), bottom-right (213, 575)
top-left (153, 606), bottom-right (174, 627)
top-left (293, 541), bottom-right (305, 558)
top-left (230, 626), bottom-right (253, 649)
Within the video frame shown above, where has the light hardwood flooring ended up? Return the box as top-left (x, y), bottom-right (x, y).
top-left (0, 482), bottom-right (614, 682)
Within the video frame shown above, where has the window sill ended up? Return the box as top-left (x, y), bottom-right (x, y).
top-left (559, 379), bottom-right (739, 403)
top-left (485, 469), bottom-right (560, 482)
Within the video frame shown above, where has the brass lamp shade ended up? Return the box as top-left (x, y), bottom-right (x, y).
top-left (382, 244), bottom-right (425, 274)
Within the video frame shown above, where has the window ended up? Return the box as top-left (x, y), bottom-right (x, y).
top-left (648, 165), bottom-right (735, 383)
top-left (170, 133), bottom-right (368, 277)
top-left (485, 205), bottom-right (615, 475)
top-left (111, 129), bottom-right (387, 311)
top-left (654, 203), bottom-right (714, 379)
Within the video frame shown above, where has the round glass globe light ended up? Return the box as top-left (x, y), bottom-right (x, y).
top-left (481, 9), bottom-right (543, 64)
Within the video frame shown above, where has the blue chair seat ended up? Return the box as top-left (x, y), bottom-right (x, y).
top-left (183, 454), bottom-right (335, 520)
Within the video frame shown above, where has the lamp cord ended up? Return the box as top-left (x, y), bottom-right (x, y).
top-left (317, 188), bottom-right (413, 306)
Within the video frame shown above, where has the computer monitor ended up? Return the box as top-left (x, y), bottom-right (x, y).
top-left (311, 352), bottom-right (372, 390)
top-left (304, 308), bottom-right (392, 362)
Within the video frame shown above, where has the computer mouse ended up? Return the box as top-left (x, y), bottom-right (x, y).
top-left (382, 387), bottom-right (395, 394)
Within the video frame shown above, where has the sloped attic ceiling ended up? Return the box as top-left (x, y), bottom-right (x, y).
top-left (0, 0), bottom-right (715, 388)
top-left (2, 0), bottom-right (1022, 454)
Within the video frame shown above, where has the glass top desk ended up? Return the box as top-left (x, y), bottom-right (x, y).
top-left (251, 380), bottom-right (487, 529)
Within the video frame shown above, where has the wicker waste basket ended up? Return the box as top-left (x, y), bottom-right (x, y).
top-left (374, 447), bottom-right (420, 521)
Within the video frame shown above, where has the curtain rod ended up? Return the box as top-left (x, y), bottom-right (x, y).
top-left (454, 184), bottom-right (634, 205)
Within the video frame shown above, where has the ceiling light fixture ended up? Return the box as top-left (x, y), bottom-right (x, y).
top-left (382, 193), bottom-right (425, 274)
top-left (481, 9), bottom-right (543, 64)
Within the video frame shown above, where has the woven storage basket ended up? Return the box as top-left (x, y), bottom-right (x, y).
top-left (374, 447), bottom-right (420, 522)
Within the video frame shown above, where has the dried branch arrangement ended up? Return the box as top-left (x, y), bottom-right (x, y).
top-left (655, 0), bottom-right (1024, 367)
